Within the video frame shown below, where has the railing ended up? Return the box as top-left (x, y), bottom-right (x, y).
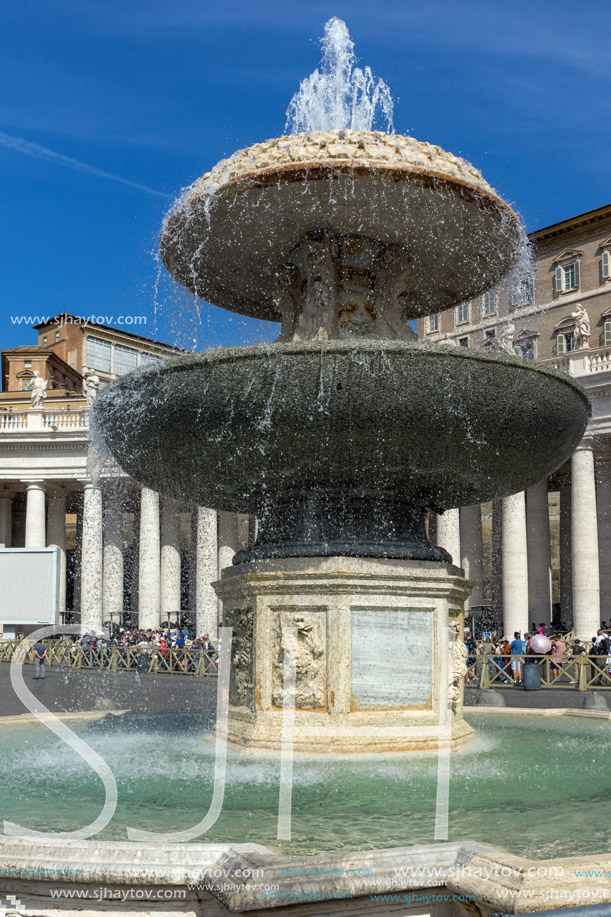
top-left (43, 411), bottom-right (89, 430)
top-left (477, 653), bottom-right (611, 691)
top-left (544, 344), bottom-right (611, 377)
top-left (0, 639), bottom-right (219, 677)
top-left (0, 409), bottom-right (89, 433)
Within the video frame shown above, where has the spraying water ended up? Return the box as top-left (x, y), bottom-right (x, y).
top-left (285, 18), bottom-right (394, 134)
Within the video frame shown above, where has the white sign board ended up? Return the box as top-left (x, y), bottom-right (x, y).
top-left (0, 548), bottom-right (60, 625)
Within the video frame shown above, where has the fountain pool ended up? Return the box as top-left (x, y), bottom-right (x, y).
top-left (1, 710), bottom-right (610, 860)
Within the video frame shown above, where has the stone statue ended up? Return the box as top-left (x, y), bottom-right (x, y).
top-left (450, 637), bottom-right (469, 713)
top-left (30, 371), bottom-right (48, 408)
top-left (82, 365), bottom-right (101, 405)
top-left (572, 304), bottom-right (590, 350)
top-left (273, 264), bottom-right (303, 341)
top-left (296, 232), bottom-right (339, 341)
top-left (373, 245), bottom-right (417, 341)
top-left (498, 321), bottom-right (516, 355)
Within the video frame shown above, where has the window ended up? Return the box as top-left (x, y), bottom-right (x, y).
top-left (140, 352), bottom-right (164, 367)
top-left (55, 331), bottom-right (60, 343)
top-left (86, 336), bottom-right (111, 373)
top-left (42, 336), bottom-right (48, 348)
top-left (556, 332), bottom-right (574, 354)
top-left (485, 329), bottom-right (496, 341)
top-left (603, 251), bottom-right (610, 281)
top-left (483, 291), bottom-right (497, 316)
top-left (114, 345), bottom-right (139, 376)
top-left (510, 277), bottom-right (535, 308)
top-left (24, 361), bottom-right (31, 368)
top-left (519, 341), bottom-right (536, 360)
top-left (458, 336), bottom-right (469, 348)
top-left (455, 302), bottom-right (469, 324)
top-left (555, 261), bottom-right (580, 293)
top-left (604, 321), bottom-right (611, 346)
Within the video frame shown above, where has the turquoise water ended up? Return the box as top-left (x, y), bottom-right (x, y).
top-left (0, 711), bottom-right (609, 858)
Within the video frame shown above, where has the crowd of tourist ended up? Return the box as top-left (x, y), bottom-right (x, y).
top-left (76, 627), bottom-right (219, 671)
top-left (465, 622), bottom-right (611, 686)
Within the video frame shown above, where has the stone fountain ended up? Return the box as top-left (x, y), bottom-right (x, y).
top-left (94, 19), bottom-right (589, 754)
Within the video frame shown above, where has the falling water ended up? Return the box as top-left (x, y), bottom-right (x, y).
top-left (285, 17), bottom-right (394, 134)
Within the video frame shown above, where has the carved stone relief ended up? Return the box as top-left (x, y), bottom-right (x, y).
top-left (272, 610), bottom-right (326, 709)
top-left (225, 608), bottom-right (255, 711)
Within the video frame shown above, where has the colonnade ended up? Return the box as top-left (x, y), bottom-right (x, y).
top-left (0, 479), bottom-right (239, 637)
top-left (436, 437), bottom-right (602, 640)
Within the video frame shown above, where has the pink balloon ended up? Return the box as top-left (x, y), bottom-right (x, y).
top-left (529, 635), bottom-right (552, 654)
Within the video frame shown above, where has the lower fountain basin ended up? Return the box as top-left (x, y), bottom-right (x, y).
top-left (94, 341), bottom-right (589, 562)
top-left (0, 710), bottom-right (609, 859)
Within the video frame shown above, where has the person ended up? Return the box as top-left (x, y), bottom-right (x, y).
top-left (550, 634), bottom-right (564, 682)
top-left (33, 640), bottom-right (47, 679)
top-left (499, 636), bottom-right (512, 683)
top-left (572, 638), bottom-right (585, 655)
top-left (510, 631), bottom-right (525, 683)
top-left (481, 636), bottom-right (494, 681)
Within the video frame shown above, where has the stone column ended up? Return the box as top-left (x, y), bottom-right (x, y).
top-left (501, 491), bottom-right (529, 636)
top-left (491, 501), bottom-right (503, 614)
top-left (597, 467), bottom-right (611, 624)
top-left (571, 440), bottom-right (600, 639)
top-left (72, 500), bottom-right (83, 615)
top-left (24, 481), bottom-right (46, 548)
top-left (103, 496), bottom-right (124, 627)
top-left (526, 479), bottom-right (552, 627)
top-left (195, 506), bottom-right (218, 638)
top-left (138, 487), bottom-right (161, 631)
top-left (460, 504), bottom-right (484, 608)
top-left (559, 482), bottom-right (573, 628)
top-left (0, 492), bottom-right (13, 547)
top-left (47, 491), bottom-right (67, 617)
top-left (161, 496), bottom-right (181, 626)
top-left (436, 508), bottom-right (460, 565)
top-left (81, 482), bottom-right (103, 634)
top-left (218, 511), bottom-right (238, 573)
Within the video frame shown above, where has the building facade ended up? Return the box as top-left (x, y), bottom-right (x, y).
top-left (0, 315), bottom-right (247, 638)
top-left (417, 203), bottom-right (611, 639)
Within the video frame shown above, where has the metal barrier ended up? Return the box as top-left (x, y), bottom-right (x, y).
top-left (479, 652), bottom-right (611, 691)
top-left (0, 639), bottom-right (219, 677)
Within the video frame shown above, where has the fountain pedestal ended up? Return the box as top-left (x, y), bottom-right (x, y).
top-left (214, 556), bottom-right (474, 754)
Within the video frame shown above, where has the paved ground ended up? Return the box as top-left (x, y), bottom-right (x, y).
top-left (0, 661), bottom-right (218, 717)
top-left (2, 661), bottom-right (608, 718)
top-left (464, 684), bottom-right (611, 710)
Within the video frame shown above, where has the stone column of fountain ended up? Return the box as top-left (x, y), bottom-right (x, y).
top-left (94, 19), bottom-right (589, 754)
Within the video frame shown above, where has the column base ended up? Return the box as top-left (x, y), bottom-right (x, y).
top-left (214, 556), bottom-right (474, 755)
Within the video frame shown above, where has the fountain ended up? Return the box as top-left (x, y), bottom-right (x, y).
top-left (2, 21), bottom-right (609, 916)
top-left (94, 17), bottom-right (589, 755)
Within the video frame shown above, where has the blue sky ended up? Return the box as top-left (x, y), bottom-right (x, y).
top-left (1, 0), bottom-right (609, 353)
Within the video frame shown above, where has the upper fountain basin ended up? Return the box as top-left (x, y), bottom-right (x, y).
top-left (94, 341), bottom-right (589, 514)
top-left (160, 131), bottom-right (524, 323)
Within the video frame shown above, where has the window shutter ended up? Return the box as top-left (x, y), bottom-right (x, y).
top-left (557, 334), bottom-right (565, 355)
top-left (605, 321), bottom-right (611, 346)
top-left (603, 251), bottom-right (610, 280)
top-left (574, 260), bottom-right (581, 288)
top-left (555, 266), bottom-right (563, 292)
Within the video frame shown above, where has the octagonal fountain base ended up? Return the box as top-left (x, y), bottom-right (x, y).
top-left (214, 556), bottom-right (474, 754)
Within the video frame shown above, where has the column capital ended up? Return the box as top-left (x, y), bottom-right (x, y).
top-left (21, 478), bottom-right (46, 489)
top-left (575, 433), bottom-right (596, 453)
